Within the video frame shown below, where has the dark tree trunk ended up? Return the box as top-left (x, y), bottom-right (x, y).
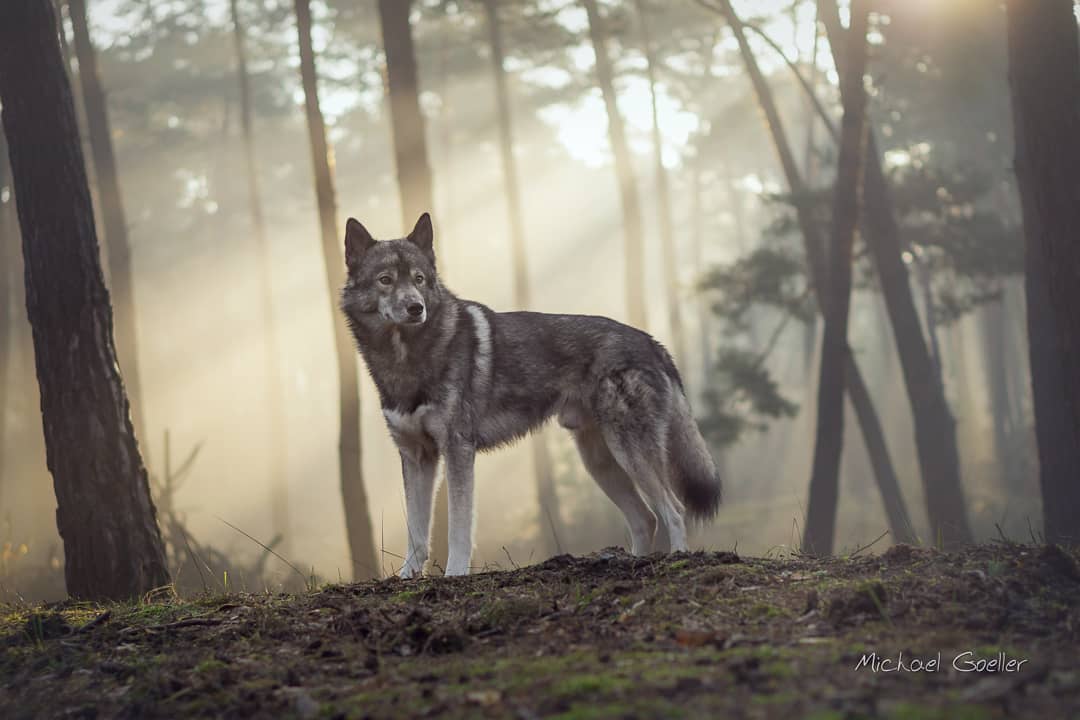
top-left (67, 0), bottom-right (149, 456)
top-left (635, 0), bottom-right (685, 367)
top-left (846, 358), bottom-right (917, 544)
top-left (294, 0), bottom-right (377, 579)
top-left (817, 0), bottom-right (973, 548)
top-left (802, 0), bottom-right (870, 556)
top-left (230, 0), bottom-right (291, 556)
top-left (481, 0), bottom-right (563, 557)
top-left (914, 256), bottom-right (944, 382)
top-left (1025, 256), bottom-right (1080, 544)
top-left (720, 0), bottom-right (916, 548)
top-left (377, 0), bottom-right (434, 230)
top-left (0, 131), bottom-right (12, 508)
top-left (0, 0), bottom-right (169, 600)
top-left (1005, 0), bottom-right (1080, 546)
top-left (582, 0), bottom-right (648, 329)
top-left (375, 0), bottom-right (448, 571)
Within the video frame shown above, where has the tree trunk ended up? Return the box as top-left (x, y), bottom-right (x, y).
top-left (802, 0), bottom-right (871, 556)
top-left (719, 0), bottom-right (916, 548)
top-left (67, 0), bottom-right (150, 457)
top-left (294, 0), bottom-right (377, 579)
top-left (690, 155), bottom-right (712, 390)
top-left (0, 0), bottom-right (169, 600)
top-left (481, 0), bottom-right (563, 557)
top-left (230, 0), bottom-right (291, 556)
top-left (981, 299), bottom-right (1020, 495)
top-left (0, 131), bottom-right (12, 508)
top-left (817, 0), bottom-right (973, 548)
top-left (635, 0), bottom-right (685, 366)
top-left (846, 358), bottom-right (917, 544)
top-left (377, 0), bottom-right (434, 230)
top-left (914, 256), bottom-right (944, 382)
top-left (375, 0), bottom-right (448, 572)
top-left (582, 0), bottom-right (647, 329)
top-left (1005, 0), bottom-right (1080, 546)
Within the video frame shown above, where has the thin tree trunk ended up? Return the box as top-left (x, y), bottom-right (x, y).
top-left (582, 0), bottom-right (648, 329)
top-left (817, 0), bottom-right (973, 548)
top-left (981, 298), bottom-right (1020, 494)
top-left (914, 256), bottom-right (944, 382)
top-left (435, 19), bottom-right (454, 273)
top-left (0, 0), bottom-right (169, 600)
top-left (377, 0), bottom-right (434, 230)
top-left (230, 0), bottom-right (291, 556)
top-left (67, 0), bottom-right (150, 457)
top-left (0, 131), bottom-right (12, 509)
top-left (481, 0), bottom-right (563, 557)
top-left (690, 155), bottom-right (712, 390)
top-left (802, 0), bottom-right (871, 556)
top-left (294, 0), bottom-right (377, 579)
top-left (1005, 0), bottom-right (1080, 546)
top-left (375, 0), bottom-right (448, 572)
top-left (719, 0), bottom-right (915, 547)
top-left (635, 0), bottom-right (685, 366)
top-left (846, 359), bottom-right (917, 543)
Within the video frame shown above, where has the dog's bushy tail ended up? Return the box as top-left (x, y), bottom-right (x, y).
top-left (667, 391), bottom-right (723, 521)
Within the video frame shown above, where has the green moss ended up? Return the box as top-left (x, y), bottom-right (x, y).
top-left (884, 702), bottom-right (993, 720)
top-left (194, 658), bottom-right (228, 674)
top-left (747, 602), bottom-right (787, 620)
top-left (553, 673), bottom-right (630, 697)
top-left (475, 596), bottom-right (544, 629)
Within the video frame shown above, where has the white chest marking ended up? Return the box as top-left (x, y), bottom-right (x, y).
top-left (383, 404), bottom-right (431, 439)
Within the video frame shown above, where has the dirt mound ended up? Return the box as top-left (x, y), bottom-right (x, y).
top-left (2, 544), bottom-right (1079, 718)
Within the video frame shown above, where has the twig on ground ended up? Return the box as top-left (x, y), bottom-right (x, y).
top-left (849, 530), bottom-right (889, 558)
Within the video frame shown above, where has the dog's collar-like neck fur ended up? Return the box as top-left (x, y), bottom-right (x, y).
top-left (351, 289), bottom-right (463, 412)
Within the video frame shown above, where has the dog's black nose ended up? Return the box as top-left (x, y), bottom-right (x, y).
top-left (407, 303), bottom-right (425, 317)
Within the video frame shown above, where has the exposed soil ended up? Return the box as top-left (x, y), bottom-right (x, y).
top-left (2, 542), bottom-right (1079, 719)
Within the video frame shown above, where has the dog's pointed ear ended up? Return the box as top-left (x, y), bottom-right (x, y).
top-left (406, 212), bottom-right (435, 262)
top-left (345, 218), bottom-right (376, 270)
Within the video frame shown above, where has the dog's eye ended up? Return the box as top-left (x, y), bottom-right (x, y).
top-left (414, 274), bottom-right (425, 285)
top-left (378, 275), bottom-right (393, 286)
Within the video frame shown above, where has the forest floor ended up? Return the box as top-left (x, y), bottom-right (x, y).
top-left (2, 542), bottom-right (1079, 719)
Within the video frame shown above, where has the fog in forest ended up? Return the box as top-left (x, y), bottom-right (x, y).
top-left (0, 0), bottom-right (1040, 600)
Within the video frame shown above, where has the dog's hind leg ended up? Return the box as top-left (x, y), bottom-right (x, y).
top-left (593, 372), bottom-right (689, 553)
top-left (601, 428), bottom-right (689, 553)
top-left (400, 449), bottom-right (439, 579)
top-left (572, 424), bottom-right (656, 556)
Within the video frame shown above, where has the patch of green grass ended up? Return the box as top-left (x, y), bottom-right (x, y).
top-left (391, 589), bottom-right (423, 603)
top-left (751, 689), bottom-right (799, 706)
top-left (747, 602), bottom-right (787, 620)
top-left (194, 658), bottom-right (227, 674)
top-left (475, 596), bottom-right (544, 629)
top-left (553, 673), bottom-right (631, 697)
top-left (884, 702), bottom-right (993, 720)
top-left (551, 699), bottom-right (685, 720)
top-left (803, 711), bottom-right (847, 720)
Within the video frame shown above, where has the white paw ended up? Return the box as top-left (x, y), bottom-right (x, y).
top-left (399, 558), bottom-right (426, 579)
top-left (444, 560), bottom-right (470, 577)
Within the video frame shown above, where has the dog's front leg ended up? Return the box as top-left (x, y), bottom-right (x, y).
top-left (443, 441), bottom-right (476, 576)
top-left (399, 449), bottom-right (438, 579)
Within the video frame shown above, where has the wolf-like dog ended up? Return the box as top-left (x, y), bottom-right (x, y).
top-left (340, 213), bottom-right (722, 577)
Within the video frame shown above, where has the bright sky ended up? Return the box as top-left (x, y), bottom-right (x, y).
top-left (85, 0), bottom-right (835, 173)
